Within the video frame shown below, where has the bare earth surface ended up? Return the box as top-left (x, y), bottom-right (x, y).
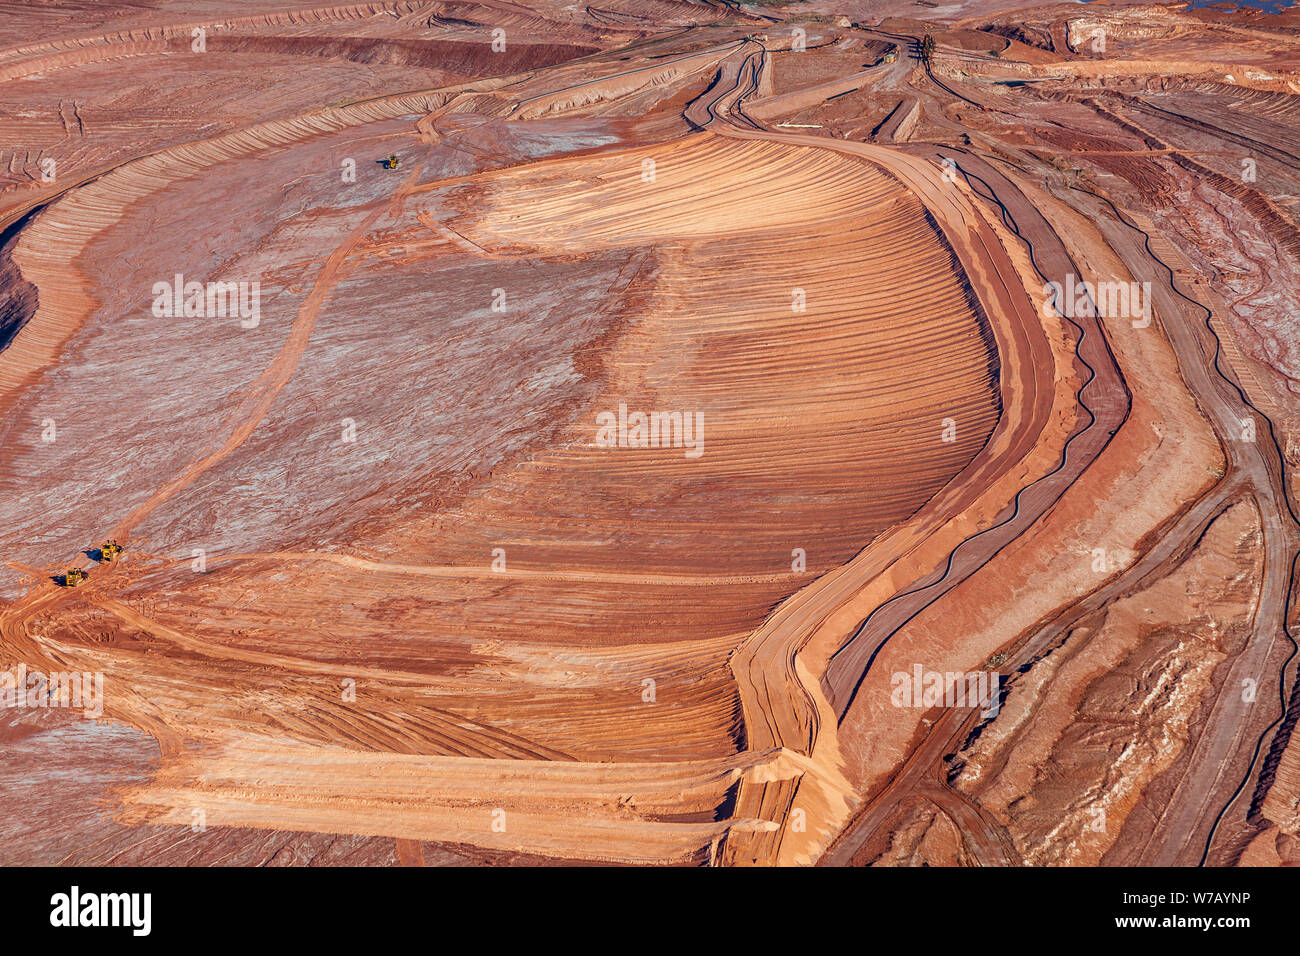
top-left (1, 0), bottom-right (1298, 867)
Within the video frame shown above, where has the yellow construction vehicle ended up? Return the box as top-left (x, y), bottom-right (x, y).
top-left (378, 154), bottom-right (401, 170)
top-left (62, 568), bottom-right (85, 587)
top-left (99, 540), bottom-right (123, 562)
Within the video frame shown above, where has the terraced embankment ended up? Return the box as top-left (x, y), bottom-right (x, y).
top-left (0, 16), bottom-right (1010, 863)
top-left (6, 0), bottom-right (1295, 868)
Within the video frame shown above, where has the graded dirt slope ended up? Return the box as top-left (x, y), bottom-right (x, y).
top-left (3, 0), bottom-right (1298, 868)
top-left (0, 11), bottom-right (1005, 863)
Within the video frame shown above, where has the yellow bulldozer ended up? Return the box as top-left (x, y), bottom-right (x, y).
top-left (99, 540), bottom-right (123, 562)
top-left (378, 154), bottom-right (401, 170)
top-left (62, 568), bottom-right (86, 587)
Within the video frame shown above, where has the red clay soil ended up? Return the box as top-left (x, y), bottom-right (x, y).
top-left (1, 0), bottom-right (1298, 867)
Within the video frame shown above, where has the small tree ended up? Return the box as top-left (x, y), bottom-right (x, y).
top-left (920, 34), bottom-right (936, 65)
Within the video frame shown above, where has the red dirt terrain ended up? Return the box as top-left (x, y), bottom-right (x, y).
top-left (0, 0), bottom-right (1297, 868)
